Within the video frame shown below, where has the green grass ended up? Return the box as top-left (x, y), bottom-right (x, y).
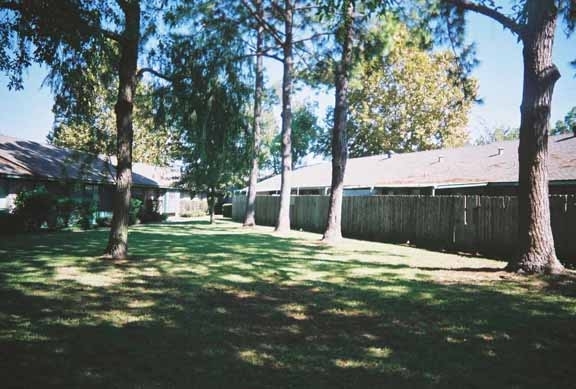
top-left (1, 219), bottom-right (575, 388)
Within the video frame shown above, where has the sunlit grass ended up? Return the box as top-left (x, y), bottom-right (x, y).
top-left (0, 218), bottom-right (575, 388)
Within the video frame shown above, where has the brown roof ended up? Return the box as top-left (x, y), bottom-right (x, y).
top-left (0, 135), bottom-right (178, 188)
top-left (256, 134), bottom-right (576, 192)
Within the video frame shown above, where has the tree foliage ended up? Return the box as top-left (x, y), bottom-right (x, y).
top-left (48, 83), bottom-right (176, 166)
top-left (159, 0), bottom-right (253, 222)
top-left (552, 106), bottom-right (576, 136)
top-left (474, 126), bottom-right (519, 145)
top-left (269, 102), bottom-right (321, 173)
top-left (315, 19), bottom-right (476, 158)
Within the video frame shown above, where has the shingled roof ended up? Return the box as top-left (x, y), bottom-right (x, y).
top-left (0, 135), bottom-right (177, 188)
top-left (256, 134), bottom-right (576, 192)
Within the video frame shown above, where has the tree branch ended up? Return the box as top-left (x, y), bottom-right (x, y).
top-left (136, 67), bottom-right (173, 82)
top-left (444, 0), bottom-right (525, 37)
top-left (0, 1), bottom-right (20, 11)
top-left (241, 0), bottom-right (285, 47)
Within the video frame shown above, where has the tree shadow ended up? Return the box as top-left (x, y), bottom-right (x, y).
top-left (0, 220), bottom-right (575, 388)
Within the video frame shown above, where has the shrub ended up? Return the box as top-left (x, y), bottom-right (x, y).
top-left (129, 198), bottom-right (143, 225)
top-left (10, 187), bottom-right (99, 232)
top-left (77, 200), bottom-right (97, 230)
top-left (55, 197), bottom-right (77, 228)
top-left (13, 186), bottom-right (57, 231)
top-left (139, 198), bottom-right (168, 224)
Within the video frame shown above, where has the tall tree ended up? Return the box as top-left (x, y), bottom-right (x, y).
top-left (269, 102), bottom-right (322, 173)
top-left (175, 80), bottom-right (251, 224)
top-left (1, 0), bottom-right (170, 259)
top-left (313, 19), bottom-right (476, 158)
top-left (103, 0), bottom-right (140, 260)
top-left (160, 0), bottom-right (253, 224)
top-left (440, 0), bottom-right (574, 273)
top-left (275, 0), bottom-right (295, 234)
top-left (243, 0), bottom-right (265, 227)
top-left (241, 0), bottom-right (321, 233)
top-left (322, 0), bottom-right (355, 242)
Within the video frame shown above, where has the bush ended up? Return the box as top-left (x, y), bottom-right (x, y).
top-left (129, 198), bottom-right (143, 225)
top-left (138, 198), bottom-right (168, 224)
top-left (55, 197), bottom-right (77, 228)
top-left (222, 203), bottom-right (232, 218)
top-left (77, 200), bottom-right (97, 230)
top-left (13, 186), bottom-right (58, 231)
top-left (10, 187), bottom-right (98, 232)
top-left (139, 210), bottom-right (168, 224)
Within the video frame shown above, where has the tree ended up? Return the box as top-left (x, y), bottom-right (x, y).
top-left (176, 81), bottom-right (250, 224)
top-left (160, 0), bottom-right (253, 224)
top-left (241, 0), bottom-right (322, 233)
top-left (551, 106), bottom-right (576, 136)
top-left (314, 19), bottom-right (476, 158)
top-left (322, 0), bottom-right (355, 242)
top-left (440, 0), bottom-right (574, 273)
top-left (243, 0), bottom-right (265, 227)
top-left (1, 0), bottom-right (171, 259)
top-left (269, 102), bottom-right (322, 173)
top-left (474, 126), bottom-right (520, 145)
top-left (275, 0), bottom-right (295, 234)
top-left (48, 83), bottom-right (176, 166)
top-left (350, 26), bottom-right (474, 156)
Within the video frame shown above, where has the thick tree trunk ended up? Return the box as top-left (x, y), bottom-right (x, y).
top-left (507, 0), bottom-right (564, 273)
top-left (243, 0), bottom-right (264, 228)
top-left (275, 0), bottom-right (293, 234)
top-left (322, 0), bottom-right (354, 243)
top-left (105, 1), bottom-right (140, 259)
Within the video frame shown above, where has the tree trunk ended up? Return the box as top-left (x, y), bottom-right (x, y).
top-left (275, 0), bottom-right (293, 234)
top-left (105, 1), bottom-right (140, 259)
top-left (507, 0), bottom-right (564, 273)
top-left (208, 190), bottom-right (216, 224)
top-left (243, 0), bottom-right (264, 228)
top-left (322, 0), bottom-right (354, 243)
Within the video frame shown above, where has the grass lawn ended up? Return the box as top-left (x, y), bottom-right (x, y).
top-left (1, 218), bottom-right (575, 388)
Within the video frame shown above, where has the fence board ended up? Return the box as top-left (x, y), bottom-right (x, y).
top-left (232, 194), bottom-right (576, 264)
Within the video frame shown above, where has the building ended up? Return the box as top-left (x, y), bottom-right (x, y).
top-left (0, 135), bottom-right (184, 215)
top-left (253, 134), bottom-right (576, 196)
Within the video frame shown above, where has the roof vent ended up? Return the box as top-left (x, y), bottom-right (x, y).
top-left (498, 147), bottom-right (504, 156)
top-left (387, 151), bottom-right (394, 159)
top-left (437, 155), bottom-right (444, 163)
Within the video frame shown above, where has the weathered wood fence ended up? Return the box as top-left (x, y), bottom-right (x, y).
top-left (179, 199), bottom-right (209, 217)
top-left (232, 195), bottom-right (576, 263)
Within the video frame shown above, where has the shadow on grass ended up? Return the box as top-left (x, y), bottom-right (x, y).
top-left (0, 220), bottom-right (575, 388)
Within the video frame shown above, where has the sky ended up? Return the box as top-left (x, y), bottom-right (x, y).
top-left (0, 10), bottom-right (575, 144)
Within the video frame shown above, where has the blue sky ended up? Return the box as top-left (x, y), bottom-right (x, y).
top-left (0, 12), bottom-right (574, 144)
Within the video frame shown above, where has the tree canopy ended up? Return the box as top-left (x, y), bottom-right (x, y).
top-left (552, 106), bottom-right (576, 136)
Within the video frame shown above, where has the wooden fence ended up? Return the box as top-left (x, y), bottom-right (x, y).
top-left (232, 195), bottom-right (576, 263)
top-left (179, 199), bottom-right (208, 217)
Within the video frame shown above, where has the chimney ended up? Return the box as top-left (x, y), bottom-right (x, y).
top-left (437, 155), bottom-right (444, 163)
top-left (498, 147), bottom-right (504, 156)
